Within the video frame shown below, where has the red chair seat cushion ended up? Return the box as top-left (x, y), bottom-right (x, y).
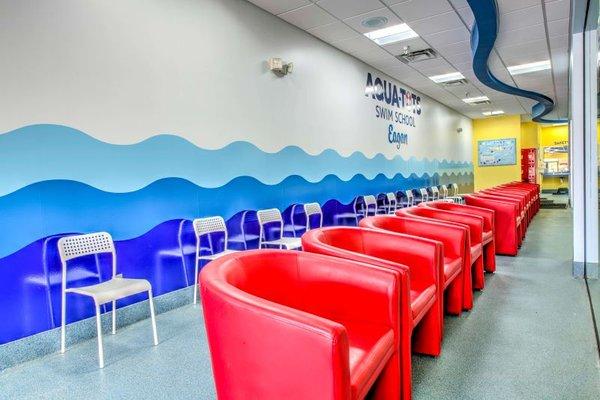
top-left (344, 322), bottom-right (395, 400)
top-left (443, 257), bottom-right (462, 287)
top-left (482, 230), bottom-right (493, 244)
top-left (470, 244), bottom-right (482, 264)
top-left (410, 284), bottom-right (437, 323)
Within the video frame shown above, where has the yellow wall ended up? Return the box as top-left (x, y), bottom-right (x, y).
top-left (472, 115), bottom-right (522, 190)
top-left (520, 121), bottom-right (540, 149)
top-left (539, 125), bottom-right (569, 191)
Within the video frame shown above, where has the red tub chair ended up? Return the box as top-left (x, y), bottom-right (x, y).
top-left (360, 214), bottom-right (472, 312)
top-left (483, 189), bottom-right (530, 226)
top-left (396, 207), bottom-right (486, 290)
top-left (463, 194), bottom-right (521, 256)
top-left (470, 192), bottom-right (525, 246)
top-left (302, 227), bottom-right (443, 400)
top-left (200, 250), bottom-right (403, 400)
top-left (420, 202), bottom-right (496, 273)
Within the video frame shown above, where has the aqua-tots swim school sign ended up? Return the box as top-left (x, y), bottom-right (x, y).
top-left (365, 72), bottom-right (421, 150)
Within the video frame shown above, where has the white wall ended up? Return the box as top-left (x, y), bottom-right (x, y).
top-left (0, 0), bottom-right (472, 161)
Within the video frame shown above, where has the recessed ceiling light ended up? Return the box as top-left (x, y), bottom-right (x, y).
top-left (429, 72), bottom-right (465, 83)
top-left (507, 60), bottom-right (551, 75)
top-left (364, 23), bottom-right (419, 46)
top-left (482, 110), bottom-right (504, 116)
top-left (361, 16), bottom-right (389, 29)
top-left (462, 96), bottom-right (489, 104)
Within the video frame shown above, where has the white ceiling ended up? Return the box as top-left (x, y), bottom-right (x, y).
top-left (246, 0), bottom-right (571, 120)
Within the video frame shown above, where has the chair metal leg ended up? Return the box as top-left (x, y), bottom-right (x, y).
top-left (94, 302), bottom-right (105, 368)
top-left (111, 300), bottom-right (117, 334)
top-left (193, 258), bottom-right (199, 304)
top-left (60, 294), bottom-right (66, 354)
top-left (148, 289), bottom-right (159, 346)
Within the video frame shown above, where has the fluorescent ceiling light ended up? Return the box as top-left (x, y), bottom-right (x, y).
top-left (462, 96), bottom-right (489, 103)
top-left (428, 72), bottom-right (465, 83)
top-left (507, 60), bottom-right (551, 75)
top-left (482, 110), bottom-right (504, 116)
top-left (364, 23), bottom-right (418, 46)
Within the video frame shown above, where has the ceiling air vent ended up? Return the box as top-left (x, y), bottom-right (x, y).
top-left (469, 99), bottom-right (491, 105)
top-left (441, 78), bottom-right (468, 87)
top-left (396, 48), bottom-right (437, 64)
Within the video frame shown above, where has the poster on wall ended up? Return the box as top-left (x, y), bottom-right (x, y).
top-left (478, 138), bottom-right (516, 166)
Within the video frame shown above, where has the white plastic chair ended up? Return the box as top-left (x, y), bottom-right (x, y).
top-left (360, 195), bottom-right (378, 217)
top-left (378, 192), bottom-right (397, 214)
top-left (430, 186), bottom-right (440, 201)
top-left (447, 183), bottom-right (464, 204)
top-left (400, 189), bottom-right (415, 208)
top-left (257, 208), bottom-right (302, 250)
top-left (440, 185), bottom-right (449, 199)
top-left (58, 232), bottom-right (158, 368)
top-left (417, 188), bottom-right (430, 203)
top-left (193, 216), bottom-right (241, 304)
top-left (303, 202), bottom-right (323, 231)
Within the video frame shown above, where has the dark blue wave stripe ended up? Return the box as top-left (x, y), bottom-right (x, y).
top-left (0, 175), bottom-right (473, 344)
top-left (0, 173), bottom-right (473, 259)
top-left (467, 0), bottom-right (567, 123)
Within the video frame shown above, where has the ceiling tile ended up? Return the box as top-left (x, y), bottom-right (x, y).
top-left (343, 7), bottom-right (403, 33)
top-left (436, 40), bottom-right (472, 56)
top-left (388, 0), bottom-right (453, 22)
top-left (315, 0), bottom-right (384, 20)
top-left (497, 0), bottom-right (541, 15)
top-left (409, 11), bottom-right (464, 36)
top-left (495, 24), bottom-right (547, 48)
top-left (455, 7), bottom-right (475, 29)
top-left (247, 0), bottom-right (311, 15)
top-left (498, 5), bottom-right (544, 32)
top-left (331, 34), bottom-right (382, 54)
top-left (547, 18), bottom-right (569, 38)
top-left (544, 0), bottom-right (570, 22)
top-left (422, 26), bottom-right (470, 47)
top-left (308, 22), bottom-right (360, 43)
top-left (279, 4), bottom-right (338, 30)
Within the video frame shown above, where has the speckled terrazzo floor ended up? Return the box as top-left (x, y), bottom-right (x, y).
top-left (0, 209), bottom-right (599, 400)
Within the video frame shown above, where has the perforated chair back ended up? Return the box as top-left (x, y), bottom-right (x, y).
top-left (419, 188), bottom-right (429, 202)
top-left (385, 192), bottom-right (397, 213)
top-left (257, 208), bottom-right (284, 242)
top-left (431, 186), bottom-right (440, 200)
top-left (303, 202), bottom-right (323, 230)
top-left (405, 189), bottom-right (414, 207)
top-left (193, 216), bottom-right (228, 244)
top-left (58, 232), bottom-right (116, 278)
top-left (362, 195), bottom-right (377, 216)
top-left (440, 185), bottom-right (449, 198)
top-left (451, 183), bottom-right (459, 196)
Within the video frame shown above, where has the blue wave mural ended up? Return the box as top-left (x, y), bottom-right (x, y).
top-left (0, 124), bottom-right (473, 195)
top-left (0, 123), bottom-right (474, 346)
top-left (0, 172), bottom-right (473, 259)
top-left (0, 172), bottom-right (473, 345)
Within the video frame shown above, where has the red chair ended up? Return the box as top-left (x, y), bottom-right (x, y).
top-left (396, 207), bottom-right (486, 290)
top-left (483, 189), bottom-right (529, 227)
top-left (463, 194), bottom-right (521, 256)
top-left (471, 192), bottom-right (525, 245)
top-left (420, 202), bottom-right (496, 273)
top-left (360, 214), bottom-right (472, 313)
top-left (302, 227), bottom-right (442, 400)
top-left (200, 250), bottom-right (403, 400)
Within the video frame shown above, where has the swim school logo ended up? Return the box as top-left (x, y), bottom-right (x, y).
top-left (365, 72), bottom-right (419, 150)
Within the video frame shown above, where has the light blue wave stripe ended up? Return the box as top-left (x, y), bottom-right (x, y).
top-left (0, 125), bottom-right (473, 196)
